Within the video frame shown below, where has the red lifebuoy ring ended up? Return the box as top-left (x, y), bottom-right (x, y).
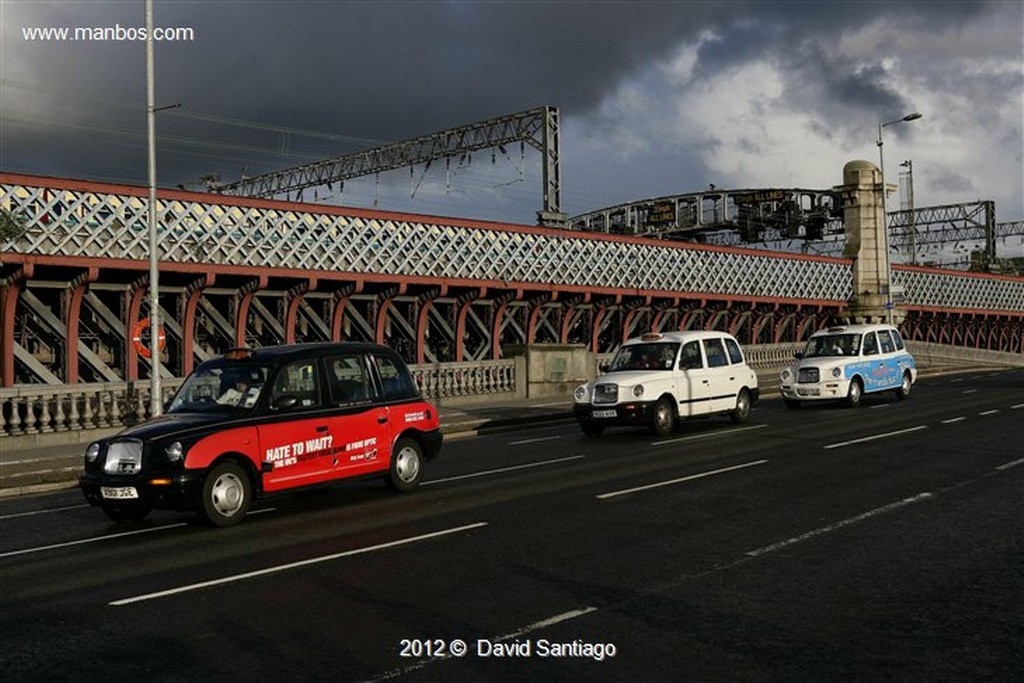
top-left (132, 317), bottom-right (166, 359)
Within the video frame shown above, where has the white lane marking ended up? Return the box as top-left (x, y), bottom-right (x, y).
top-left (597, 460), bottom-right (768, 500)
top-left (0, 507), bottom-right (276, 558)
top-left (1011, 404), bottom-right (1024, 410)
top-left (996, 458), bottom-right (1024, 471)
top-left (962, 389), bottom-right (978, 394)
top-left (423, 455), bottom-right (585, 486)
top-left (823, 425), bottom-right (927, 450)
top-left (508, 435), bottom-right (563, 446)
top-left (979, 410), bottom-right (1000, 416)
top-left (941, 417), bottom-right (966, 424)
top-left (111, 522), bottom-right (489, 606)
top-left (651, 423), bottom-right (767, 446)
top-left (0, 504), bottom-right (89, 520)
top-left (495, 607), bottom-right (599, 642)
top-left (0, 523), bottom-right (190, 559)
top-left (746, 493), bottom-right (934, 557)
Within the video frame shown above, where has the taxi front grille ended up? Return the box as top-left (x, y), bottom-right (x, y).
top-left (103, 440), bottom-right (144, 475)
top-left (593, 383), bottom-right (619, 405)
top-left (797, 368), bottom-right (820, 384)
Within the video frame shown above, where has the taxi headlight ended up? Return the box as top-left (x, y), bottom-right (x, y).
top-left (780, 369), bottom-right (791, 381)
top-left (85, 443), bottom-right (100, 463)
top-left (633, 385), bottom-right (644, 398)
top-left (573, 385), bottom-right (588, 402)
top-left (165, 441), bottom-right (185, 463)
top-left (831, 367), bottom-right (843, 378)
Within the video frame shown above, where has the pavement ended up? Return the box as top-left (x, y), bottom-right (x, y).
top-left (0, 365), bottom-right (989, 498)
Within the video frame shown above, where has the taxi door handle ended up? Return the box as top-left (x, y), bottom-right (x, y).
top-left (377, 415), bottom-right (388, 424)
top-left (316, 425), bottom-right (329, 433)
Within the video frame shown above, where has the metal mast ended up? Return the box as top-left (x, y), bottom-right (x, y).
top-left (215, 106), bottom-right (566, 226)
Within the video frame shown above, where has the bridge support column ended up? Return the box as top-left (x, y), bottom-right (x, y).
top-left (837, 159), bottom-right (903, 325)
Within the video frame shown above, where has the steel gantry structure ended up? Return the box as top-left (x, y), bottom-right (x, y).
top-left (1, 173), bottom-right (1022, 385)
top-left (214, 106), bottom-right (565, 226)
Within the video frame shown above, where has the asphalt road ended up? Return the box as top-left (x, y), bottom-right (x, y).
top-left (1, 370), bottom-right (1021, 682)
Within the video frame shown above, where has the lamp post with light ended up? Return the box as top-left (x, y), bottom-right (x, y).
top-left (876, 112), bottom-right (922, 322)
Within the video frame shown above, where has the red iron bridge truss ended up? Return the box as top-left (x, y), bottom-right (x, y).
top-left (1, 173), bottom-right (1022, 386)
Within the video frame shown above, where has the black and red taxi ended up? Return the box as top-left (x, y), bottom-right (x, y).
top-left (79, 343), bottom-right (442, 526)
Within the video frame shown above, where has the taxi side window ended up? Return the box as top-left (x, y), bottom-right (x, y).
top-left (270, 361), bottom-right (321, 408)
top-left (679, 341), bottom-right (703, 370)
top-left (326, 355), bottom-right (373, 404)
top-left (703, 338), bottom-right (729, 368)
top-left (374, 355), bottom-right (418, 400)
top-left (725, 338), bottom-right (744, 365)
top-left (891, 329), bottom-right (906, 351)
top-left (862, 332), bottom-right (880, 356)
top-left (879, 330), bottom-right (897, 354)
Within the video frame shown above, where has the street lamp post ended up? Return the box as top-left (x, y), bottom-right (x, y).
top-left (876, 112), bottom-right (922, 323)
top-left (146, 0), bottom-right (161, 416)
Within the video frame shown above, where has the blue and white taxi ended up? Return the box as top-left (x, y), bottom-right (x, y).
top-left (779, 323), bottom-right (917, 408)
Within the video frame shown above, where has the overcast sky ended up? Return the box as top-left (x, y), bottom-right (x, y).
top-left (2, 0), bottom-right (1022, 261)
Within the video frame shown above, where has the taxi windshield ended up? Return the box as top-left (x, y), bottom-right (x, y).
top-left (608, 343), bottom-right (679, 371)
top-left (804, 333), bottom-right (861, 358)
top-left (167, 360), bottom-right (273, 413)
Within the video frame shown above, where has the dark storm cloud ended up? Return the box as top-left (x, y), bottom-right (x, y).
top-left (1, 0), bottom-right (1019, 221)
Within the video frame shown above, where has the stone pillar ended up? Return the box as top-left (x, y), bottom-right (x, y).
top-left (834, 160), bottom-right (903, 325)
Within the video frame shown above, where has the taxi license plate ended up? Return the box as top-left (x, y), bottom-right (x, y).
top-left (797, 388), bottom-right (820, 397)
top-left (101, 486), bottom-right (139, 500)
top-left (592, 409), bottom-right (617, 419)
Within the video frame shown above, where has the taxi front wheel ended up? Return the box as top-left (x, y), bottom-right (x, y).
top-left (845, 378), bottom-right (864, 408)
top-left (649, 398), bottom-right (676, 437)
top-left (200, 461), bottom-right (252, 527)
top-left (387, 438), bottom-right (423, 493)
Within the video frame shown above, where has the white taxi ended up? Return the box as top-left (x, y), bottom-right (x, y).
top-left (779, 323), bottom-right (917, 408)
top-left (573, 331), bottom-right (760, 437)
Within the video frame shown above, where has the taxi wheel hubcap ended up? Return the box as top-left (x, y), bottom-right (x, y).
top-left (211, 472), bottom-right (245, 516)
top-left (395, 447), bottom-right (421, 483)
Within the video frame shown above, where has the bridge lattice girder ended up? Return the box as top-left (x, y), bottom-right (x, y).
top-left (1, 174), bottom-right (1022, 385)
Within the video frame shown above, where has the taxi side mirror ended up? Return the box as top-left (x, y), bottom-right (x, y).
top-left (794, 352), bottom-right (805, 360)
top-left (272, 395), bottom-right (300, 411)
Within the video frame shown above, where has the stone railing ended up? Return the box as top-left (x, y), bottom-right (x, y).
top-left (0, 360), bottom-right (520, 440)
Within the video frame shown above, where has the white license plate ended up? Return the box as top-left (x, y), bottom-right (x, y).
top-left (592, 409), bottom-right (617, 419)
top-left (797, 388), bottom-right (820, 397)
top-left (101, 486), bottom-right (139, 500)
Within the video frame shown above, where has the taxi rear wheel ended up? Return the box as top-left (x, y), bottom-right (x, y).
top-left (845, 378), bottom-right (863, 408)
top-left (895, 372), bottom-right (912, 400)
top-left (200, 461), bottom-right (251, 527)
top-left (387, 438), bottom-right (423, 493)
top-left (649, 398), bottom-right (676, 436)
top-left (731, 388), bottom-right (752, 424)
